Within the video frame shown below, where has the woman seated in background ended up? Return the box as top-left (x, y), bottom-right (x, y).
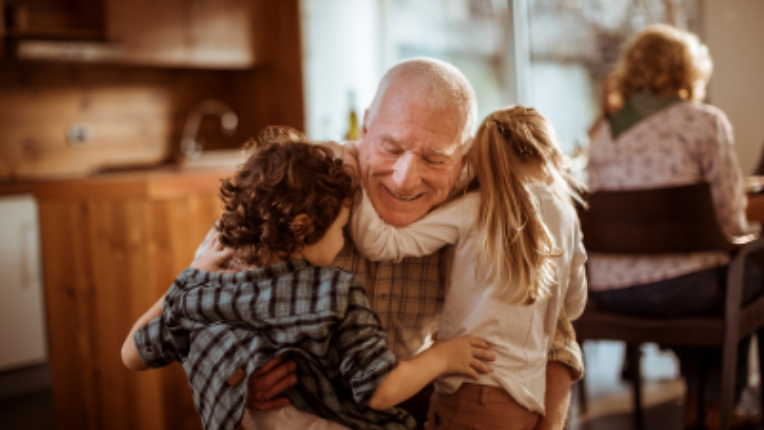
top-left (586, 24), bottom-right (762, 430)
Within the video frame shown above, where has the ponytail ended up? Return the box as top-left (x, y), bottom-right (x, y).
top-left (469, 106), bottom-right (576, 304)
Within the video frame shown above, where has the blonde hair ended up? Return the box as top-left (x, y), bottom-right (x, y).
top-left (613, 24), bottom-right (713, 102)
top-left (367, 58), bottom-right (478, 148)
top-left (468, 106), bottom-right (585, 305)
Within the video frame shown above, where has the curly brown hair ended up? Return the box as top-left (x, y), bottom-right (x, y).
top-left (216, 127), bottom-right (361, 267)
top-left (613, 24), bottom-right (713, 102)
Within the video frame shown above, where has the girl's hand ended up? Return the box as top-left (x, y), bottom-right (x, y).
top-left (192, 233), bottom-right (235, 273)
top-left (431, 336), bottom-right (495, 379)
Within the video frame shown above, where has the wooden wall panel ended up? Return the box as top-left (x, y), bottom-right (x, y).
top-left (0, 66), bottom-right (249, 181)
top-left (231, 0), bottom-right (305, 140)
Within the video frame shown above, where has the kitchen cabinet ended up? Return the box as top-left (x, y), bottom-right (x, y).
top-left (2, 0), bottom-right (105, 40)
top-left (106, 0), bottom-right (255, 68)
top-left (0, 194), bottom-right (47, 371)
top-left (4, 0), bottom-right (255, 69)
top-left (34, 167), bottom-right (229, 430)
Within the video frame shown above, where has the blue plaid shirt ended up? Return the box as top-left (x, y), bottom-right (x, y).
top-left (135, 259), bottom-right (416, 430)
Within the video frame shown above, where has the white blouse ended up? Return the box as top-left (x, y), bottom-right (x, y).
top-left (587, 101), bottom-right (755, 290)
top-left (350, 182), bottom-right (587, 414)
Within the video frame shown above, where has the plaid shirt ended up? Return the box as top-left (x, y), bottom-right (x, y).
top-left (135, 260), bottom-right (417, 430)
top-left (334, 243), bottom-right (584, 381)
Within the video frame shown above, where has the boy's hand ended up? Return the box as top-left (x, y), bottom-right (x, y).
top-left (191, 233), bottom-right (235, 273)
top-left (431, 336), bottom-right (495, 379)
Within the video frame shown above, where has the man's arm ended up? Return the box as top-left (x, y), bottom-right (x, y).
top-left (537, 311), bottom-right (583, 430)
top-left (536, 362), bottom-right (573, 430)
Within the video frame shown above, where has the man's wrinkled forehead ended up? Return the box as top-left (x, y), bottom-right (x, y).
top-left (378, 133), bottom-right (462, 157)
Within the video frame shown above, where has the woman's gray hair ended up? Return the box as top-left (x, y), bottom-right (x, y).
top-left (613, 24), bottom-right (713, 102)
top-left (366, 58), bottom-right (478, 148)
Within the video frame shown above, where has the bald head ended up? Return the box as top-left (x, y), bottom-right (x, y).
top-left (357, 58), bottom-right (477, 226)
top-left (366, 58), bottom-right (477, 148)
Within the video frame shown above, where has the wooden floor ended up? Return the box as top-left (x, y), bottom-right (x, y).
top-left (571, 341), bottom-right (684, 430)
top-left (0, 391), bottom-right (54, 430)
top-left (571, 341), bottom-right (762, 430)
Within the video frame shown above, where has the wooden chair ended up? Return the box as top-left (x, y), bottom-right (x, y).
top-left (574, 183), bottom-right (764, 430)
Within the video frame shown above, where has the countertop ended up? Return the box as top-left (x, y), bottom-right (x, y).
top-left (0, 181), bottom-right (37, 196)
top-left (31, 165), bottom-right (236, 201)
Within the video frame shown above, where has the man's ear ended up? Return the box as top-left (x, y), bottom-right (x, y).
top-left (291, 214), bottom-right (312, 239)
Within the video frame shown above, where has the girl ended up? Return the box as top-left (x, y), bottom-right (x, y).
top-left (351, 107), bottom-right (588, 430)
top-left (121, 128), bottom-right (494, 430)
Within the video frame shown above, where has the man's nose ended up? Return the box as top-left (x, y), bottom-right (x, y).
top-left (391, 153), bottom-right (422, 190)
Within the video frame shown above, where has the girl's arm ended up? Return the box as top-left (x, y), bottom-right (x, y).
top-left (351, 190), bottom-right (477, 262)
top-left (337, 279), bottom-right (494, 411)
top-left (367, 336), bottom-right (495, 411)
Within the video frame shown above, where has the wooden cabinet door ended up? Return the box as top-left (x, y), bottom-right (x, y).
top-left (38, 192), bottom-right (221, 430)
top-left (106, 0), bottom-right (188, 67)
top-left (105, 0), bottom-right (254, 68)
top-left (185, 0), bottom-right (255, 68)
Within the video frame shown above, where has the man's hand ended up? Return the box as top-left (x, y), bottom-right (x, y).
top-left (535, 362), bottom-right (573, 430)
top-left (430, 336), bottom-right (495, 379)
top-left (245, 355), bottom-right (299, 411)
top-left (191, 234), bottom-right (234, 273)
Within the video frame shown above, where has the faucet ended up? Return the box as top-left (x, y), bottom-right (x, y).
top-left (180, 100), bottom-right (238, 158)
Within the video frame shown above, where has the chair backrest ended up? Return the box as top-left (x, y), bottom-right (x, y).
top-left (580, 183), bottom-right (736, 254)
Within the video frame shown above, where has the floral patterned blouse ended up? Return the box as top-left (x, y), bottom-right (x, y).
top-left (587, 100), bottom-right (755, 290)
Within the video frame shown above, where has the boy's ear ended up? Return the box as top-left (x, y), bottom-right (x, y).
top-left (291, 214), bottom-right (312, 239)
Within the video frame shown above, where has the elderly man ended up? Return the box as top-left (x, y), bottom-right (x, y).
top-left (246, 58), bottom-right (583, 429)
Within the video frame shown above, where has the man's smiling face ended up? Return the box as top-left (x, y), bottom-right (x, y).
top-left (356, 86), bottom-right (467, 227)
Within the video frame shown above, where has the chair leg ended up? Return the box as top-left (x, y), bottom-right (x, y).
top-left (626, 343), bottom-right (644, 430)
top-left (758, 332), bottom-right (764, 423)
top-left (697, 353), bottom-right (707, 430)
top-left (719, 335), bottom-right (740, 430)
